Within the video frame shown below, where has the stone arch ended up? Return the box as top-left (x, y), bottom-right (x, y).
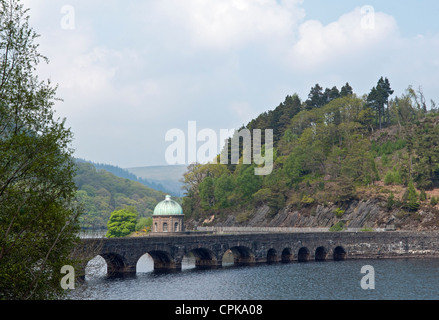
top-left (229, 246), bottom-right (255, 266)
top-left (148, 250), bottom-right (180, 271)
top-left (315, 246), bottom-right (328, 262)
top-left (297, 247), bottom-right (311, 262)
top-left (281, 248), bottom-right (294, 263)
top-left (267, 248), bottom-right (278, 264)
top-left (188, 247), bottom-right (220, 269)
top-left (100, 252), bottom-right (132, 275)
top-left (333, 246), bottom-right (347, 261)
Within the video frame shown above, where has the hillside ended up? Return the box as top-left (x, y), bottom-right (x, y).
top-left (75, 158), bottom-right (175, 195)
top-left (74, 162), bottom-right (167, 230)
top-left (181, 78), bottom-right (439, 231)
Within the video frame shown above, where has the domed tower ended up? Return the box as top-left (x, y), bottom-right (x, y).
top-left (152, 195), bottom-right (184, 233)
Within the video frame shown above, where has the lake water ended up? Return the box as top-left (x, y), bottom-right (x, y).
top-left (67, 256), bottom-right (439, 300)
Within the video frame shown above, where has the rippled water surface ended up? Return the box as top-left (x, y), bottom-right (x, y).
top-left (67, 257), bottom-right (439, 300)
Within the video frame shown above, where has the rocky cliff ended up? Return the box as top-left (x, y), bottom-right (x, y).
top-left (199, 198), bottom-right (439, 232)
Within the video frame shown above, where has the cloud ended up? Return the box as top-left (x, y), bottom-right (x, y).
top-left (287, 7), bottom-right (399, 71)
top-left (18, 0), bottom-right (439, 167)
top-left (138, 0), bottom-right (305, 52)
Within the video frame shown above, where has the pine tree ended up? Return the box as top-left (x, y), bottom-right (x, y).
top-left (340, 83), bottom-right (354, 97)
top-left (367, 77), bottom-right (394, 129)
top-left (406, 181), bottom-right (420, 211)
top-left (305, 84), bottom-right (325, 109)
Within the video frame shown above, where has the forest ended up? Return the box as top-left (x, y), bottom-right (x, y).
top-left (181, 77), bottom-right (439, 226)
top-left (74, 161), bottom-right (166, 230)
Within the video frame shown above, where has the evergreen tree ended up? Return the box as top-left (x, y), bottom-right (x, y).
top-left (405, 181), bottom-right (420, 211)
top-left (367, 77), bottom-right (393, 129)
top-left (340, 83), bottom-right (354, 97)
top-left (413, 119), bottom-right (439, 190)
top-left (305, 84), bottom-right (325, 109)
top-left (323, 86), bottom-right (341, 104)
top-left (377, 77), bottom-right (394, 126)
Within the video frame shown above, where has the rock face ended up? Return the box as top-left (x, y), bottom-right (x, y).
top-left (208, 198), bottom-right (439, 231)
top-left (256, 199), bottom-right (389, 229)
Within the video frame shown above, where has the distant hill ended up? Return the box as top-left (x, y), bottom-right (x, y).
top-left (126, 165), bottom-right (187, 197)
top-left (75, 158), bottom-right (176, 196)
top-left (74, 162), bottom-right (167, 230)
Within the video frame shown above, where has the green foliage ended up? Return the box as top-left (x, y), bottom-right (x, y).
top-left (136, 217), bottom-right (152, 232)
top-left (384, 168), bottom-right (403, 185)
top-left (180, 76), bottom-right (439, 227)
top-left (329, 221), bottom-right (346, 232)
top-left (199, 176), bottom-right (215, 209)
top-left (74, 162), bottom-right (166, 230)
top-left (301, 195), bottom-right (315, 206)
top-left (106, 207), bottom-right (138, 238)
top-left (0, 0), bottom-right (82, 299)
top-left (405, 181), bottom-right (420, 212)
top-left (387, 192), bottom-right (395, 210)
top-left (214, 174), bottom-right (236, 208)
top-left (420, 189), bottom-right (427, 202)
top-left (430, 197), bottom-right (439, 206)
top-left (412, 118), bottom-right (439, 190)
top-left (253, 188), bottom-right (273, 206)
top-left (333, 208), bottom-right (345, 218)
top-left (236, 165), bottom-right (262, 200)
top-left (366, 77), bottom-right (394, 129)
top-left (371, 139), bottom-right (406, 157)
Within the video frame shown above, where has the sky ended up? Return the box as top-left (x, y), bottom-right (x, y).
top-left (22, 0), bottom-right (439, 168)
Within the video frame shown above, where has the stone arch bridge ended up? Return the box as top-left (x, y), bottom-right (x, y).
top-left (77, 231), bottom-right (439, 276)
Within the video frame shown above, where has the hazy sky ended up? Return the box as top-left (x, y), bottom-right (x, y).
top-left (22, 0), bottom-right (439, 168)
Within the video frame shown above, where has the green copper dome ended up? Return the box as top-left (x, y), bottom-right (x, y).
top-left (153, 195), bottom-right (183, 216)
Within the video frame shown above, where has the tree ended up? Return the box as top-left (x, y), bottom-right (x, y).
top-left (377, 77), bottom-right (394, 125)
top-left (340, 83), bottom-right (353, 97)
top-left (199, 176), bottom-right (215, 209)
top-left (305, 84), bottom-right (325, 109)
top-left (323, 86), bottom-right (340, 104)
top-left (367, 77), bottom-right (393, 129)
top-left (136, 217), bottom-right (152, 233)
top-left (236, 165), bottom-right (262, 200)
top-left (213, 174), bottom-right (235, 208)
top-left (412, 118), bottom-right (439, 190)
top-left (404, 181), bottom-right (420, 211)
top-left (106, 207), bottom-right (138, 238)
top-left (0, 0), bottom-right (82, 299)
